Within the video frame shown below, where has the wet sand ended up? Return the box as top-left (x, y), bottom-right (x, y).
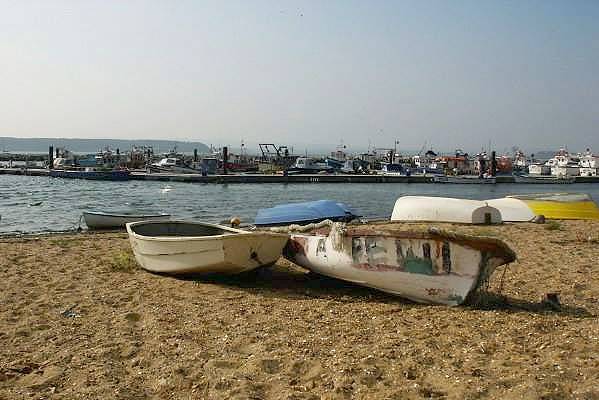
top-left (1, 221), bottom-right (598, 399)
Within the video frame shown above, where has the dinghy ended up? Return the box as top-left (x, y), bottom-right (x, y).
top-left (126, 221), bottom-right (289, 274)
top-left (282, 222), bottom-right (516, 306)
top-left (391, 196), bottom-right (502, 224)
top-left (254, 200), bottom-right (359, 226)
top-left (83, 211), bottom-right (171, 229)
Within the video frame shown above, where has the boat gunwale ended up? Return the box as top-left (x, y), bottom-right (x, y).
top-left (126, 220), bottom-right (288, 242)
top-left (290, 225), bottom-right (516, 262)
top-left (84, 211), bottom-right (171, 219)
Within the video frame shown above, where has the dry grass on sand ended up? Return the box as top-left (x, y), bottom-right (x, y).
top-left (1, 220), bottom-right (598, 399)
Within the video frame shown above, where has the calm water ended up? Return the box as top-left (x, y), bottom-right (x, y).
top-left (1, 175), bottom-right (598, 235)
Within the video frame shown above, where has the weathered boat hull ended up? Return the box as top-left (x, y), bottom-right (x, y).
top-left (83, 211), bottom-right (170, 229)
top-left (127, 221), bottom-right (289, 275)
top-left (284, 224), bottom-right (515, 306)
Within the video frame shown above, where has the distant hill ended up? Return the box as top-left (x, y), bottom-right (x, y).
top-left (0, 137), bottom-right (210, 154)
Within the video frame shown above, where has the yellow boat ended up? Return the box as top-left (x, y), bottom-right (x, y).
top-left (507, 193), bottom-right (599, 220)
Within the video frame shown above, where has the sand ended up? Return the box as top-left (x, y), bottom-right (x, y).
top-left (1, 220), bottom-right (598, 399)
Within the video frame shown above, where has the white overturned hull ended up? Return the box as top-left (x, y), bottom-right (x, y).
top-left (127, 221), bottom-right (289, 275)
top-left (485, 198), bottom-right (536, 222)
top-left (391, 196), bottom-right (502, 224)
top-left (284, 223), bottom-right (515, 306)
top-left (83, 211), bottom-right (170, 229)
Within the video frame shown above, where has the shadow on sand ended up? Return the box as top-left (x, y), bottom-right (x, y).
top-left (175, 264), bottom-right (594, 318)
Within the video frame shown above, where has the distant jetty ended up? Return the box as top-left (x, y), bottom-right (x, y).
top-left (2, 168), bottom-right (599, 183)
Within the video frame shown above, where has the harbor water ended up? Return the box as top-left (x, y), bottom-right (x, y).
top-left (1, 174), bottom-right (598, 235)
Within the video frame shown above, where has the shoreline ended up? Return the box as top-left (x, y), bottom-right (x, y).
top-left (1, 221), bottom-right (598, 399)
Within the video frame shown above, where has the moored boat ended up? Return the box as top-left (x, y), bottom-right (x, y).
top-left (433, 175), bottom-right (496, 184)
top-left (126, 221), bottom-right (289, 274)
top-left (49, 168), bottom-right (130, 181)
top-left (513, 175), bottom-right (575, 184)
top-left (282, 222), bottom-right (516, 306)
top-left (391, 196), bottom-right (502, 224)
top-left (83, 211), bottom-right (171, 229)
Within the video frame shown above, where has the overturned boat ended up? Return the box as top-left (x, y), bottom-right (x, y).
top-left (506, 193), bottom-right (599, 220)
top-left (282, 222), bottom-right (516, 306)
top-left (127, 221), bottom-right (289, 275)
top-left (83, 211), bottom-right (171, 229)
top-left (391, 196), bottom-right (502, 224)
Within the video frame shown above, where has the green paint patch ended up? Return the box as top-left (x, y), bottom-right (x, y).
top-left (404, 256), bottom-right (433, 275)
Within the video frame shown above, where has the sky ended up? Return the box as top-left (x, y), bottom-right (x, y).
top-left (1, 0), bottom-right (598, 154)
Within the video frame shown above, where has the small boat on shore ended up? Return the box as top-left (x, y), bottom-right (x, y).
top-left (282, 222), bottom-right (516, 306)
top-left (391, 196), bottom-right (502, 224)
top-left (254, 200), bottom-right (359, 226)
top-left (506, 193), bottom-right (599, 220)
top-left (485, 198), bottom-right (536, 222)
top-left (126, 221), bottom-right (289, 275)
top-left (83, 211), bottom-right (171, 229)
top-left (433, 175), bottom-right (496, 184)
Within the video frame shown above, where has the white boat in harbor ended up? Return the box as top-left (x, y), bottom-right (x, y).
top-left (433, 175), bottom-right (496, 184)
top-left (283, 222), bottom-right (516, 306)
top-left (126, 221), bottom-right (289, 275)
top-left (513, 175), bottom-right (575, 184)
top-left (150, 157), bottom-right (201, 174)
top-left (83, 211), bottom-right (170, 229)
top-left (391, 196), bottom-right (502, 224)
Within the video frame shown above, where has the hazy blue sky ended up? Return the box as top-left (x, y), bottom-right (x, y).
top-left (1, 0), bottom-right (598, 153)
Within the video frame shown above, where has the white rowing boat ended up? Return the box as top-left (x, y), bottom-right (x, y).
top-left (391, 196), bottom-right (502, 224)
top-left (83, 211), bottom-right (170, 229)
top-left (283, 222), bottom-right (516, 306)
top-left (126, 221), bottom-right (289, 275)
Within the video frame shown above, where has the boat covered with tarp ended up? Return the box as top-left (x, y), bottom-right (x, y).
top-left (254, 200), bottom-right (359, 226)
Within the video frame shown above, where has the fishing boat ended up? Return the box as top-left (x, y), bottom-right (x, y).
top-left (286, 157), bottom-right (333, 174)
top-left (506, 193), bottom-right (599, 220)
top-left (513, 175), bottom-right (575, 184)
top-left (254, 200), bottom-right (359, 226)
top-left (433, 175), bottom-right (496, 184)
top-left (282, 222), bottom-right (516, 306)
top-left (49, 168), bottom-right (130, 181)
top-left (391, 196), bottom-right (502, 224)
top-left (149, 157), bottom-right (202, 174)
top-left (126, 221), bottom-right (289, 274)
top-left (83, 211), bottom-right (171, 229)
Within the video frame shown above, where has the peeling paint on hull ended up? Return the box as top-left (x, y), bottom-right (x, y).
top-left (284, 224), bottom-right (516, 306)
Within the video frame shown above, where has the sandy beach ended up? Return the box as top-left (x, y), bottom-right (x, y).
top-left (1, 220), bottom-right (598, 399)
